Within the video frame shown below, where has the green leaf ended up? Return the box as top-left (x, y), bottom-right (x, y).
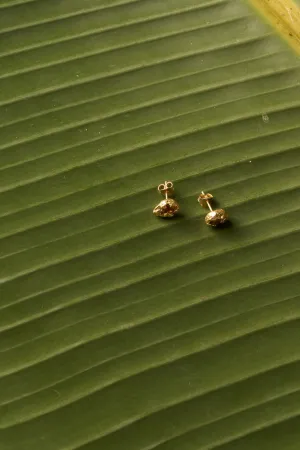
top-left (0, 0), bottom-right (300, 449)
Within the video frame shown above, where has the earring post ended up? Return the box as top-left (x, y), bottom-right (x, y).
top-left (201, 191), bottom-right (213, 211)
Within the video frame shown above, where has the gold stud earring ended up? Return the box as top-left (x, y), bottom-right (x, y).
top-left (198, 191), bottom-right (228, 226)
top-left (153, 181), bottom-right (179, 218)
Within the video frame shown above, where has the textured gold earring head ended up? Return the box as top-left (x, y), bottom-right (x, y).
top-left (153, 181), bottom-right (179, 218)
top-left (198, 191), bottom-right (228, 226)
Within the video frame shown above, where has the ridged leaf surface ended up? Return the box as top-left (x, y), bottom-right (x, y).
top-left (0, 1), bottom-right (300, 449)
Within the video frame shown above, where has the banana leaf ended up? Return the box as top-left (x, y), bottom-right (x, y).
top-left (0, 0), bottom-right (300, 449)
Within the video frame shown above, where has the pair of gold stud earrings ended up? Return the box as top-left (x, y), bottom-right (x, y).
top-left (153, 181), bottom-right (228, 227)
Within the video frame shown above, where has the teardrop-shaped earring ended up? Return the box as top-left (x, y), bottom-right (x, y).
top-left (198, 191), bottom-right (228, 226)
top-left (153, 181), bottom-right (179, 218)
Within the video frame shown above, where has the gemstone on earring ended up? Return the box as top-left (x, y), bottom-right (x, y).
top-left (205, 208), bottom-right (228, 226)
top-left (153, 199), bottom-right (179, 218)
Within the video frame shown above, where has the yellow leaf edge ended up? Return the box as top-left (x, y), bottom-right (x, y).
top-left (249, 0), bottom-right (300, 54)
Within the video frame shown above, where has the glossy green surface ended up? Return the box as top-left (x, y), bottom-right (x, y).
top-left (0, 1), bottom-right (300, 449)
